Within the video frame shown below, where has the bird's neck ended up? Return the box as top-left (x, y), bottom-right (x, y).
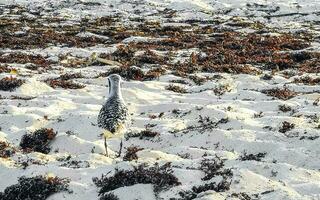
top-left (109, 82), bottom-right (123, 99)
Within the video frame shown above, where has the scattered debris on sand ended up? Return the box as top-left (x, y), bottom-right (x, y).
top-left (0, 175), bottom-right (70, 200)
top-left (19, 128), bottom-right (57, 154)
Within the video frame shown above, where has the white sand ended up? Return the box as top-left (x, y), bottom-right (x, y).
top-left (0, 0), bottom-right (319, 199)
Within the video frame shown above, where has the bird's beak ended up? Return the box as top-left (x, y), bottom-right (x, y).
top-left (108, 78), bottom-right (111, 94)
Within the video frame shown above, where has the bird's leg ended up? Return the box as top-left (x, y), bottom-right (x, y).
top-left (104, 137), bottom-right (108, 157)
top-left (117, 139), bottom-right (123, 157)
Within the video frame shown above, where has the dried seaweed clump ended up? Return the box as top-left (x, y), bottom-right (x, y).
top-left (133, 50), bottom-right (166, 66)
top-left (229, 192), bottom-right (255, 200)
top-left (144, 67), bottom-right (166, 81)
top-left (199, 157), bottom-right (233, 181)
top-left (278, 104), bottom-right (292, 112)
top-left (0, 53), bottom-right (51, 68)
top-left (104, 66), bottom-right (145, 81)
top-left (0, 77), bottom-right (24, 91)
top-left (290, 51), bottom-right (313, 62)
top-left (123, 146), bottom-right (144, 161)
top-left (165, 84), bottom-right (188, 93)
top-left (0, 65), bottom-right (10, 73)
top-left (188, 75), bottom-right (212, 85)
top-left (261, 87), bottom-right (297, 100)
top-left (289, 51), bottom-right (320, 73)
top-left (203, 64), bottom-right (260, 75)
top-left (109, 44), bottom-right (136, 64)
top-left (45, 72), bottom-right (85, 89)
top-left (213, 83), bottom-right (232, 96)
top-left (126, 129), bottom-right (159, 140)
top-left (0, 175), bottom-right (70, 200)
top-left (60, 160), bottom-right (90, 169)
top-left (279, 121), bottom-right (295, 134)
top-left (59, 72), bottom-right (84, 80)
top-left (172, 116), bottom-right (229, 134)
top-left (178, 157), bottom-right (233, 200)
top-left (239, 152), bottom-right (267, 162)
top-left (178, 181), bottom-right (231, 200)
top-left (98, 65), bottom-right (166, 81)
top-left (293, 76), bottom-right (320, 86)
top-left (46, 79), bottom-right (85, 89)
top-left (14, 157), bottom-right (45, 170)
top-left (93, 162), bottom-right (181, 198)
top-left (0, 141), bottom-right (15, 158)
top-left (100, 193), bottom-right (120, 200)
top-left (0, 28), bottom-right (105, 49)
top-left (19, 128), bottom-right (57, 154)
top-left (300, 59), bottom-right (320, 73)
top-left (300, 135), bottom-right (320, 140)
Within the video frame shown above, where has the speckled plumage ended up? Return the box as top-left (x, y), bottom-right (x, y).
top-left (97, 74), bottom-right (128, 134)
top-left (97, 95), bottom-right (128, 133)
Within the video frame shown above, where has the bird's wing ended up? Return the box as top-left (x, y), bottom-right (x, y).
top-left (98, 102), bottom-right (129, 133)
top-left (103, 123), bottom-right (126, 139)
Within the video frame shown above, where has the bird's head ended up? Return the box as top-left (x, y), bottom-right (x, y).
top-left (108, 74), bottom-right (122, 83)
top-left (107, 74), bottom-right (122, 94)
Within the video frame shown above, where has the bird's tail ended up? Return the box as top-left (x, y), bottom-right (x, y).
top-left (103, 130), bottom-right (114, 139)
top-left (103, 123), bottom-right (126, 139)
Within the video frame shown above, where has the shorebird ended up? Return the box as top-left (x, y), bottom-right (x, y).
top-left (97, 74), bottom-right (129, 157)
